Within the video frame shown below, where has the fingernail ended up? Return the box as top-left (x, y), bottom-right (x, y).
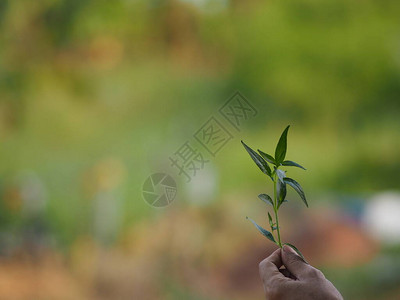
top-left (283, 245), bottom-right (309, 264)
top-left (283, 245), bottom-right (297, 255)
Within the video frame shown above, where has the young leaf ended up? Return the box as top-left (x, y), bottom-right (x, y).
top-left (258, 150), bottom-right (276, 165)
top-left (283, 177), bottom-right (308, 207)
top-left (246, 217), bottom-right (276, 243)
top-left (276, 169), bottom-right (286, 183)
top-left (241, 141), bottom-right (272, 177)
top-left (268, 212), bottom-right (273, 227)
top-left (258, 194), bottom-right (273, 206)
top-left (283, 243), bottom-right (307, 263)
top-left (282, 160), bottom-right (306, 170)
top-left (274, 125), bottom-right (290, 165)
top-left (277, 179), bottom-right (287, 207)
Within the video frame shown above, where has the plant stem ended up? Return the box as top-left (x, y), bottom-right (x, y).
top-left (273, 171), bottom-right (282, 248)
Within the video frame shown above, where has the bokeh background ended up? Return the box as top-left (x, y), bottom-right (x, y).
top-left (1, 0), bottom-right (400, 299)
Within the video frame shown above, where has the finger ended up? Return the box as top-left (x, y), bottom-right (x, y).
top-left (279, 268), bottom-right (291, 277)
top-left (259, 248), bottom-right (289, 287)
top-left (279, 267), bottom-right (296, 280)
top-left (281, 245), bottom-right (311, 280)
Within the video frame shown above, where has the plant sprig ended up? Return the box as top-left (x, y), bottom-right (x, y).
top-left (242, 125), bottom-right (307, 258)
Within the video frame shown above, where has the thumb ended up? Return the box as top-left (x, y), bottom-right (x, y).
top-left (281, 245), bottom-right (311, 280)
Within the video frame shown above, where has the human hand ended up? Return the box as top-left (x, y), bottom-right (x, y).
top-left (259, 245), bottom-right (343, 300)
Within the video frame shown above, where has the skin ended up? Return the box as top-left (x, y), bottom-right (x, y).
top-left (259, 245), bottom-right (343, 300)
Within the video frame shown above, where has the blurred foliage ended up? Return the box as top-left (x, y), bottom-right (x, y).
top-left (0, 0), bottom-right (400, 299)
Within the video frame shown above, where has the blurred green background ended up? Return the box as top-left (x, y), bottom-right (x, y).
top-left (1, 0), bottom-right (400, 299)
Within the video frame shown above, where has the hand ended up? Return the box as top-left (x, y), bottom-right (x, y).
top-left (259, 245), bottom-right (343, 300)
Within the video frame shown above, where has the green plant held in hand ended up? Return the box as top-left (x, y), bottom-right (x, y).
top-left (241, 125), bottom-right (308, 259)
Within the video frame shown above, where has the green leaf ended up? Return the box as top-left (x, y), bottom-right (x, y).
top-left (283, 243), bottom-right (307, 262)
top-left (276, 169), bottom-right (286, 183)
top-left (282, 160), bottom-right (306, 170)
top-left (246, 217), bottom-right (276, 243)
top-left (258, 194), bottom-right (273, 206)
top-left (268, 212), bottom-right (273, 227)
top-left (258, 150), bottom-right (276, 165)
top-left (274, 125), bottom-right (290, 165)
top-left (267, 213), bottom-right (277, 231)
top-left (277, 179), bottom-right (287, 208)
top-left (241, 141), bottom-right (272, 177)
top-left (283, 177), bottom-right (308, 207)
